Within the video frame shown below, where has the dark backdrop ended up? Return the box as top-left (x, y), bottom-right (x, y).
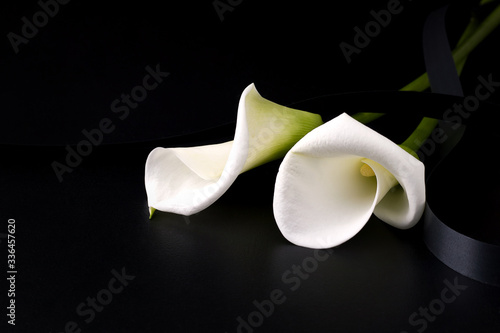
top-left (1, 1), bottom-right (500, 332)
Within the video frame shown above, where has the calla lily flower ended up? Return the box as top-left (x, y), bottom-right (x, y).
top-left (145, 83), bottom-right (323, 217)
top-left (273, 113), bottom-right (425, 249)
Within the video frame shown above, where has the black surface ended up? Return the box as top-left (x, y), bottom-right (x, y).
top-left (2, 1), bottom-right (500, 332)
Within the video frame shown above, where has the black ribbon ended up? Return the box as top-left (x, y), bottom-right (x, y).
top-left (421, 5), bottom-right (500, 287)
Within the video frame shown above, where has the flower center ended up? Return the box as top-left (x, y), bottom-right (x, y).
top-left (360, 163), bottom-right (376, 177)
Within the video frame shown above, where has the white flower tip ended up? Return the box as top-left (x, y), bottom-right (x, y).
top-left (149, 207), bottom-right (156, 219)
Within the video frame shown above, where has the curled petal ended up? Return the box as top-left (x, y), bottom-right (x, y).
top-left (145, 83), bottom-right (323, 216)
top-left (273, 113), bottom-right (425, 249)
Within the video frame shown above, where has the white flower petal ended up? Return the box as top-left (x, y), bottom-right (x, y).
top-left (145, 83), bottom-right (323, 216)
top-left (273, 113), bottom-right (425, 249)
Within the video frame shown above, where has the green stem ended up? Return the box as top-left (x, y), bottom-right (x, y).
top-left (399, 118), bottom-right (439, 158)
top-left (399, 16), bottom-right (477, 155)
top-left (400, 4), bottom-right (500, 157)
top-left (400, 10), bottom-right (480, 92)
top-left (451, 4), bottom-right (500, 68)
top-left (351, 112), bottom-right (384, 123)
top-left (353, 3), bottom-right (495, 125)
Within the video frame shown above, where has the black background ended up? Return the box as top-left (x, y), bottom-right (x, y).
top-left (1, 0), bottom-right (500, 332)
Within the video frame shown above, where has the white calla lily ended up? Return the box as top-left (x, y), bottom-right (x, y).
top-left (273, 113), bottom-right (425, 249)
top-left (145, 83), bottom-right (323, 217)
